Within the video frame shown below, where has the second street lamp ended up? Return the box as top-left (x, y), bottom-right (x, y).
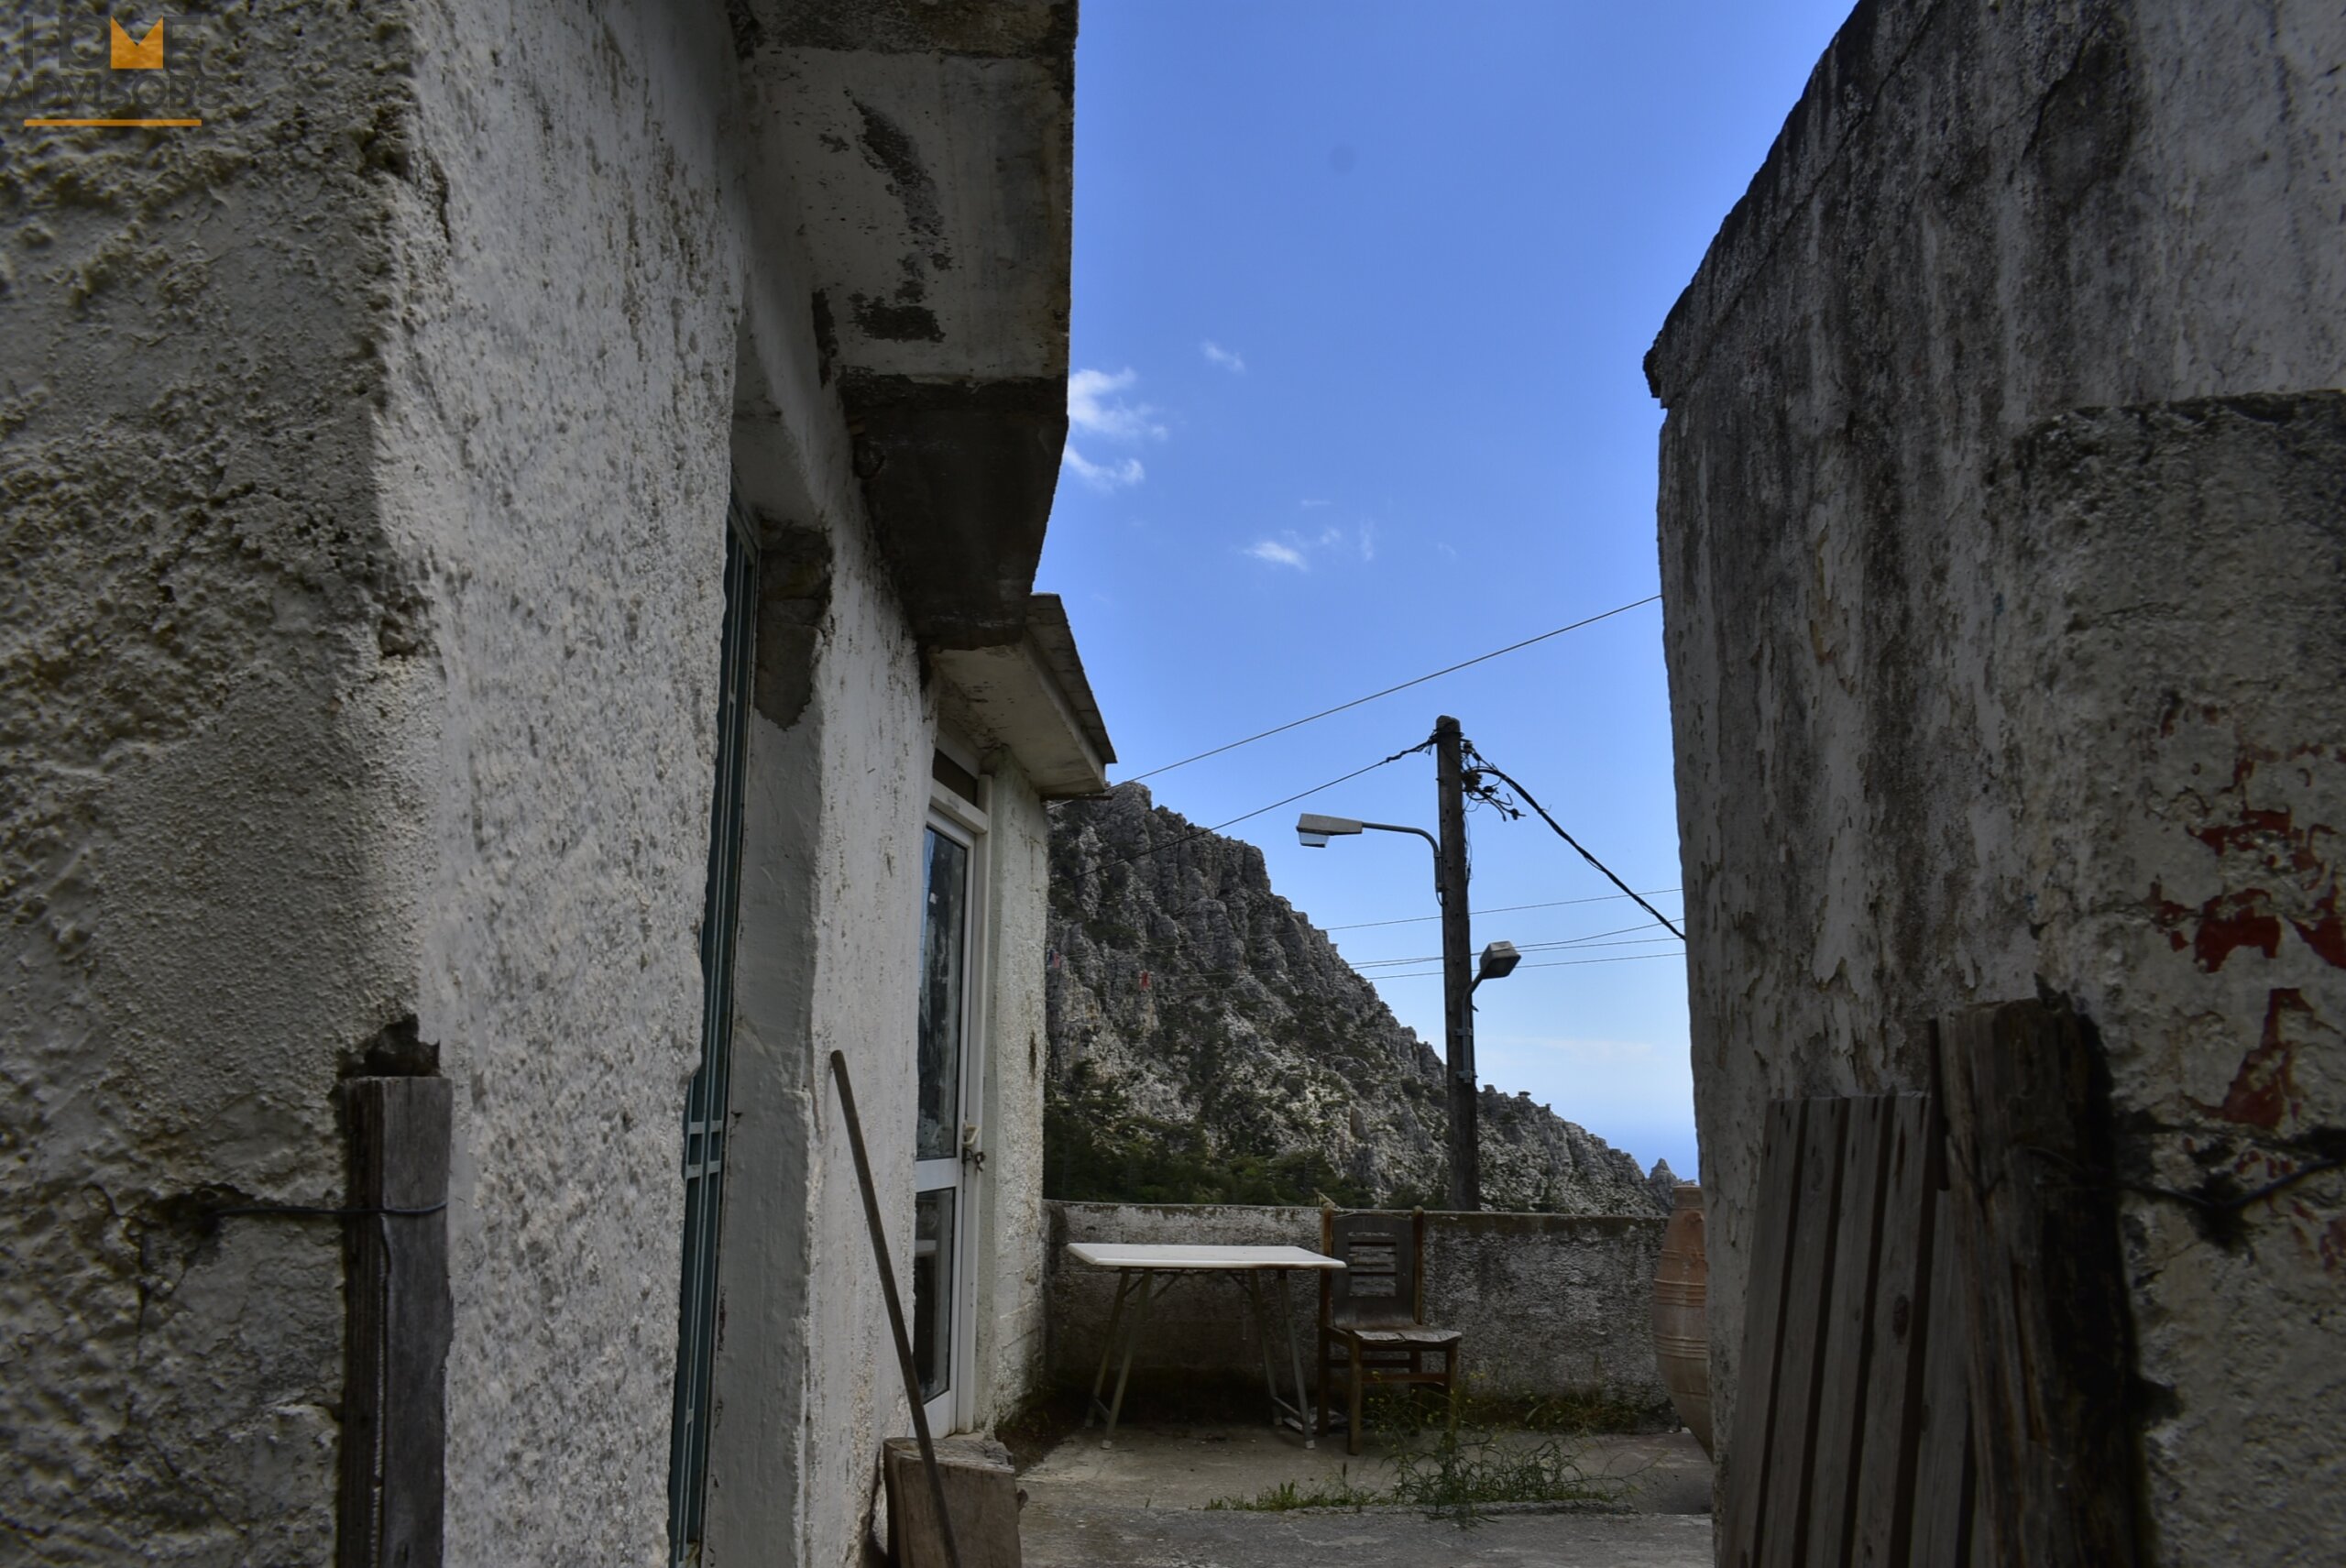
top-left (1295, 717), bottom-right (1505, 1209)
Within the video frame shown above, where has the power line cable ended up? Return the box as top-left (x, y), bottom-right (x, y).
top-left (1102, 736), bottom-right (1435, 870)
top-left (1348, 931), bottom-right (1683, 970)
top-left (1366, 950), bottom-right (1686, 981)
top-left (1323, 887), bottom-right (1681, 932)
top-left (1344, 921), bottom-right (1673, 969)
top-left (1125, 595), bottom-right (1661, 783)
top-left (1463, 749), bottom-right (1685, 941)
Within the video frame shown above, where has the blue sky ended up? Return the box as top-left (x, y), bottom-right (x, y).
top-left (1038, 2), bottom-right (1854, 1182)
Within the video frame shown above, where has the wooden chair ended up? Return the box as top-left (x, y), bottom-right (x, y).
top-left (1316, 1207), bottom-right (1462, 1454)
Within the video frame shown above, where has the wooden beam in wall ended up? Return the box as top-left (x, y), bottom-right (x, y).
top-left (338, 1076), bottom-right (454, 1568)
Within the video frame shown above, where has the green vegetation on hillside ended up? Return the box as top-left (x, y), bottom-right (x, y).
top-left (1043, 1068), bottom-right (1386, 1208)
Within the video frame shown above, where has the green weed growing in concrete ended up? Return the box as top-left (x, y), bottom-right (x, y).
top-left (1201, 1387), bottom-right (1624, 1524)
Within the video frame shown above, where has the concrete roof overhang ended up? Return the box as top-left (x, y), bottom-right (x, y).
top-left (734, 0), bottom-right (1075, 650)
top-left (933, 594), bottom-right (1116, 798)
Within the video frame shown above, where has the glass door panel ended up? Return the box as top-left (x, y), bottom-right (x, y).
top-left (915, 828), bottom-right (970, 1162)
top-left (913, 822), bottom-right (971, 1427)
top-left (911, 1190), bottom-right (956, 1403)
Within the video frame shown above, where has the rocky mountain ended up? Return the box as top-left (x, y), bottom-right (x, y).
top-left (1045, 784), bottom-right (1671, 1215)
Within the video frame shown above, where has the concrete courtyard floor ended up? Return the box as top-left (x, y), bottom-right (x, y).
top-left (1016, 1421), bottom-right (1714, 1567)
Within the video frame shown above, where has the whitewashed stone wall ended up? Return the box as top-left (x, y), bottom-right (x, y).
top-left (3, 3), bottom-right (1072, 1564)
top-left (4, 7), bottom-right (430, 1561)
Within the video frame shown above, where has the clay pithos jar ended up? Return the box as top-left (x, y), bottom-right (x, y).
top-left (1651, 1180), bottom-right (1713, 1457)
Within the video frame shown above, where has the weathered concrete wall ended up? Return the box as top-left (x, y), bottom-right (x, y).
top-left (1046, 1203), bottom-right (1672, 1414)
top-left (2, 7), bottom-right (425, 1561)
top-left (974, 761), bottom-right (1056, 1429)
top-left (1646, 1), bottom-right (2346, 1557)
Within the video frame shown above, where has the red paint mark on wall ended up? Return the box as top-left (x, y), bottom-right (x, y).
top-left (2209, 989), bottom-right (2318, 1132)
top-left (2321, 1216), bottom-right (2346, 1275)
top-left (2290, 888), bottom-right (2346, 969)
top-left (2145, 741), bottom-right (2341, 971)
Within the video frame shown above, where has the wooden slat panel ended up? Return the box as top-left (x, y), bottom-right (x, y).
top-left (1941, 1001), bottom-right (2143, 1567)
top-left (1804, 1094), bottom-right (1894, 1562)
top-left (1847, 1095), bottom-right (1938, 1567)
top-left (338, 1077), bottom-right (453, 1568)
top-left (1906, 1186), bottom-right (1974, 1568)
top-left (1719, 1099), bottom-right (1807, 1568)
top-left (1756, 1097), bottom-right (1850, 1568)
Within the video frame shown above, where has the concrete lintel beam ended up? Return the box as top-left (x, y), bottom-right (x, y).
top-left (737, 0), bottom-right (1074, 643)
top-left (933, 598), bottom-right (1113, 798)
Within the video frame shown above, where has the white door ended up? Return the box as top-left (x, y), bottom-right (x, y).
top-left (912, 806), bottom-right (981, 1432)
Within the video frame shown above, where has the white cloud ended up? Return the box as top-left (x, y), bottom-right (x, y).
top-left (1067, 367), bottom-right (1166, 442)
top-left (1244, 540), bottom-right (1308, 569)
top-left (1063, 444), bottom-right (1145, 491)
top-left (1299, 498), bottom-right (1332, 509)
top-left (1358, 522), bottom-right (1378, 562)
top-left (1200, 340), bottom-right (1247, 374)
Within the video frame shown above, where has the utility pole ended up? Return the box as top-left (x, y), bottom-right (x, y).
top-left (1434, 714), bottom-right (1477, 1211)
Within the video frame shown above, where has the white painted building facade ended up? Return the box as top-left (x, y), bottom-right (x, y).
top-left (0, 4), bottom-right (1104, 1564)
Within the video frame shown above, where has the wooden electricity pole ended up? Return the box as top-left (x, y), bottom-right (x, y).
top-left (1435, 715), bottom-right (1478, 1211)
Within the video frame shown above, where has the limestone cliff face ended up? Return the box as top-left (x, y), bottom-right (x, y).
top-left (1045, 784), bottom-right (1667, 1215)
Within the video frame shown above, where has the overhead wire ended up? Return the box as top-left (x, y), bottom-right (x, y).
top-left (1124, 595), bottom-right (1661, 783)
top-left (1364, 950), bottom-right (1687, 981)
top-left (1343, 920), bottom-right (1672, 968)
top-left (1323, 887), bottom-right (1681, 932)
top-left (1100, 734), bottom-right (1437, 870)
top-left (1463, 747), bottom-right (1685, 941)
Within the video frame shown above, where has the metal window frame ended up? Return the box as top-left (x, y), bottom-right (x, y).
top-left (667, 495), bottom-right (758, 1567)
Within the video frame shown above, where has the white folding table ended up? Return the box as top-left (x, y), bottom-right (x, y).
top-left (1066, 1242), bottom-right (1345, 1449)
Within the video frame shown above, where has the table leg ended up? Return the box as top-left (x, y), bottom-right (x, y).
top-left (1101, 1271), bottom-right (1155, 1450)
top-left (1244, 1274), bottom-right (1282, 1432)
top-left (1277, 1270), bottom-right (1316, 1450)
top-left (1084, 1271), bottom-right (1136, 1430)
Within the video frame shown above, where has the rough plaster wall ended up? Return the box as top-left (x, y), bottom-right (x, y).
top-left (0, 6), bottom-right (425, 1561)
top-left (973, 760), bottom-right (1051, 1429)
top-left (1046, 1203), bottom-right (1672, 1411)
top-left (378, 2), bottom-right (742, 1560)
top-left (795, 506), bottom-right (931, 1568)
top-left (1645, 0), bottom-right (2345, 1554)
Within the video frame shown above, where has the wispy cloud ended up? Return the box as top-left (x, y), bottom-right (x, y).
top-left (1242, 523), bottom-right (1379, 572)
top-left (1068, 367), bottom-right (1166, 442)
top-left (1299, 498), bottom-right (1332, 510)
top-left (1200, 340), bottom-right (1247, 374)
top-left (1063, 444), bottom-right (1146, 491)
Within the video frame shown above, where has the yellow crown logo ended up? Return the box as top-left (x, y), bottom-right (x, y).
top-left (111, 17), bottom-right (165, 70)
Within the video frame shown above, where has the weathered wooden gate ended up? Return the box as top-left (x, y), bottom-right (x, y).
top-left (1720, 1000), bottom-right (2145, 1567)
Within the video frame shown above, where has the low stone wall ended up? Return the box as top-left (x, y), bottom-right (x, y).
top-left (1044, 1201), bottom-right (1671, 1418)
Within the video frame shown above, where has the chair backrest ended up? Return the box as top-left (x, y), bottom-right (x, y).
top-left (1319, 1208), bottom-right (1424, 1329)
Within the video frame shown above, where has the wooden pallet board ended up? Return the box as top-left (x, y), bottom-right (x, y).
top-left (1722, 1092), bottom-right (1957, 1568)
top-left (1722, 999), bottom-right (2146, 1564)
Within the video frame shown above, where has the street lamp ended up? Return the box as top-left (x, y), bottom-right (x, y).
top-left (1474, 940), bottom-right (1521, 988)
top-left (1293, 716), bottom-right (1496, 1210)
